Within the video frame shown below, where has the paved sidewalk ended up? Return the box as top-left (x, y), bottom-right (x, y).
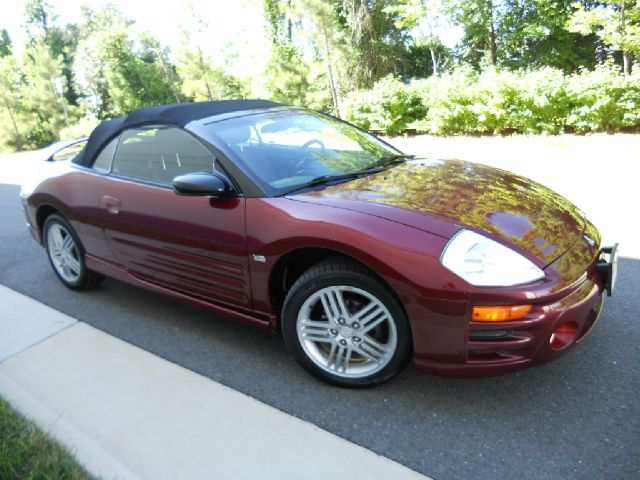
top-left (0, 285), bottom-right (428, 480)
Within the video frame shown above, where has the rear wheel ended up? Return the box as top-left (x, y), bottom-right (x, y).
top-left (44, 214), bottom-right (103, 290)
top-left (282, 259), bottom-right (411, 388)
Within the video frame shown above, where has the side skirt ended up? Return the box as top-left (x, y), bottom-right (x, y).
top-left (85, 254), bottom-right (273, 331)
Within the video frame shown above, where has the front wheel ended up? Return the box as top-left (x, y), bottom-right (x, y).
top-left (281, 259), bottom-right (411, 388)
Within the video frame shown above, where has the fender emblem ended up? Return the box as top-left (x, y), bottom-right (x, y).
top-left (252, 254), bottom-right (266, 263)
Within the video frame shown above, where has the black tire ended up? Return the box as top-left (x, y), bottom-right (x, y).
top-left (43, 214), bottom-right (104, 291)
top-left (281, 258), bottom-right (411, 388)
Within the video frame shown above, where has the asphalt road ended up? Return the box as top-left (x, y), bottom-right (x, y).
top-left (1, 182), bottom-right (638, 480)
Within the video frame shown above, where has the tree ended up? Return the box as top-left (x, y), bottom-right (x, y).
top-left (24, 0), bottom-right (81, 105)
top-left (101, 33), bottom-right (178, 115)
top-left (139, 34), bottom-right (183, 103)
top-left (497, 0), bottom-right (601, 71)
top-left (293, 0), bottom-right (346, 114)
top-left (263, 0), bottom-right (312, 105)
top-left (0, 29), bottom-right (12, 57)
top-left (385, 0), bottom-right (449, 75)
top-left (0, 56), bottom-right (27, 150)
top-left (263, 0), bottom-right (415, 113)
top-left (568, 0), bottom-right (640, 74)
top-left (73, 4), bottom-right (177, 117)
top-left (445, 0), bottom-right (499, 66)
top-left (22, 40), bottom-right (78, 145)
top-left (177, 4), bottom-right (248, 102)
top-left (444, 0), bottom-right (601, 71)
top-left (335, 0), bottom-right (413, 86)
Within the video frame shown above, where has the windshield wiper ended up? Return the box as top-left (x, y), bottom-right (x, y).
top-left (362, 153), bottom-right (414, 172)
top-left (280, 171), bottom-right (377, 196)
top-left (279, 154), bottom-right (413, 196)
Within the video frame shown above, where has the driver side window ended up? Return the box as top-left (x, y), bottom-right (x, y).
top-left (111, 125), bottom-right (219, 185)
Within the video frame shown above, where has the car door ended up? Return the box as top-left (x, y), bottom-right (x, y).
top-left (96, 124), bottom-right (252, 310)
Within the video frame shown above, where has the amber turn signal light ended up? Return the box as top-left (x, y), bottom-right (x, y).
top-left (471, 305), bottom-right (532, 322)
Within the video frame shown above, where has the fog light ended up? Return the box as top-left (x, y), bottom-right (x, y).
top-left (549, 321), bottom-right (579, 350)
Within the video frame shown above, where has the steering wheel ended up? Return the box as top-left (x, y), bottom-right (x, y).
top-left (298, 139), bottom-right (326, 152)
top-left (293, 139), bottom-right (328, 176)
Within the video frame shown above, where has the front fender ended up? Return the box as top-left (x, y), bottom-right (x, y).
top-left (246, 197), bottom-right (470, 362)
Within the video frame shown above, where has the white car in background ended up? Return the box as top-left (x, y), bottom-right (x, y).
top-left (38, 137), bottom-right (88, 163)
top-left (1, 137), bottom-right (88, 187)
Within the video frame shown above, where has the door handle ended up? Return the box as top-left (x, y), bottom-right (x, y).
top-left (101, 195), bottom-right (121, 214)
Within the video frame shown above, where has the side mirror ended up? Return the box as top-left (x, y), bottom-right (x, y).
top-left (173, 172), bottom-right (231, 197)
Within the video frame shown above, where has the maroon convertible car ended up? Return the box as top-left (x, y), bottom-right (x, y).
top-left (21, 100), bottom-right (618, 387)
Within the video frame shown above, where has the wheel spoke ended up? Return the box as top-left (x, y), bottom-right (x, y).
top-left (299, 318), bottom-right (331, 330)
top-left (351, 301), bottom-right (377, 321)
top-left (65, 253), bottom-right (81, 274)
top-left (360, 311), bottom-right (388, 333)
top-left (327, 344), bottom-right (351, 373)
top-left (52, 226), bottom-right (65, 250)
top-left (319, 288), bottom-right (349, 321)
top-left (301, 329), bottom-right (333, 343)
top-left (61, 234), bottom-right (74, 254)
top-left (357, 335), bottom-right (389, 361)
top-left (61, 264), bottom-right (73, 278)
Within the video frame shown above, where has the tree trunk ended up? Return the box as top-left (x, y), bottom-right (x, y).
top-left (430, 47), bottom-right (439, 76)
top-left (621, 1), bottom-right (632, 75)
top-left (155, 48), bottom-right (182, 103)
top-left (488, 1), bottom-right (497, 66)
top-left (323, 27), bottom-right (341, 118)
top-left (197, 49), bottom-right (213, 101)
top-left (623, 51), bottom-right (633, 75)
top-left (3, 97), bottom-right (23, 150)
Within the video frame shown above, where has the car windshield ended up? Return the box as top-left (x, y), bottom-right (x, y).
top-left (204, 110), bottom-right (402, 196)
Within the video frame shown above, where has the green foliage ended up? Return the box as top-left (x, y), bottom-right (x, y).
top-left (72, 5), bottom-right (178, 118)
top-left (344, 75), bottom-right (426, 134)
top-left (335, 0), bottom-right (413, 88)
top-left (566, 64), bottom-right (640, 132)
top-left (178, 57), bottom-right (248, 102)
top-left (0, 56), bottom-right (29, 151)
top-left (100, 33), bottom-right (177, 116)
top-left (177, 4), bottom-right (249, 103)
top-left (0, 29), bottom-right (12, 57)
top-left (59, 115), bottom-right (100, 140)
top-left (265, 43), bottom-right (310, 105)
top-left (568, 0), bottom-right (640, 73)
top-left (24, 0), bottom-right (81, 106)
top-left (445, 0), bottom-right (602, 72)
top-left (345, 66), bottom-right (640, 135)
top-left (2, 0), bottom-right (639, 153)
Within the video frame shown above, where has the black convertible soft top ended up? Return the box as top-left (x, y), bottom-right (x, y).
top-left (73, 99), bottom-right (284, 168)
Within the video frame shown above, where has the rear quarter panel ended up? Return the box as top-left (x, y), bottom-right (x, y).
top-left (25, 168), bottom-right (113, 259)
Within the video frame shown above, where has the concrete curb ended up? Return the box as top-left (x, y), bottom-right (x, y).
top-left (0, 286), bottom-right (429, 480)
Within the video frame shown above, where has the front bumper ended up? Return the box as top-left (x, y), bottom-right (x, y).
top-left (415, 272), bottom-right (605, 377)
top-left (413, 241), bottom-right (618, 378)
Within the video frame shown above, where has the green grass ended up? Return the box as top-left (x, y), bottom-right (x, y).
top-left (0, 396), bottom-right (92, 480)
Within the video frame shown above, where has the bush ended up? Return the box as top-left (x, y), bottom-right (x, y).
top-left (343, 75), bottom-right (426, 135)
top-left (566, 64), bottom-right (640, 133)
top-left (344, 66), bottom-right (640, 136)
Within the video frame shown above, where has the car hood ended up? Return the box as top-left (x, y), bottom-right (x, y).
top-left (289, 159), bottom-right (585, 266)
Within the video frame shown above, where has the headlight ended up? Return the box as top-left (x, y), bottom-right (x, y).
top-left (440, 229), bottom-right (544, 287)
